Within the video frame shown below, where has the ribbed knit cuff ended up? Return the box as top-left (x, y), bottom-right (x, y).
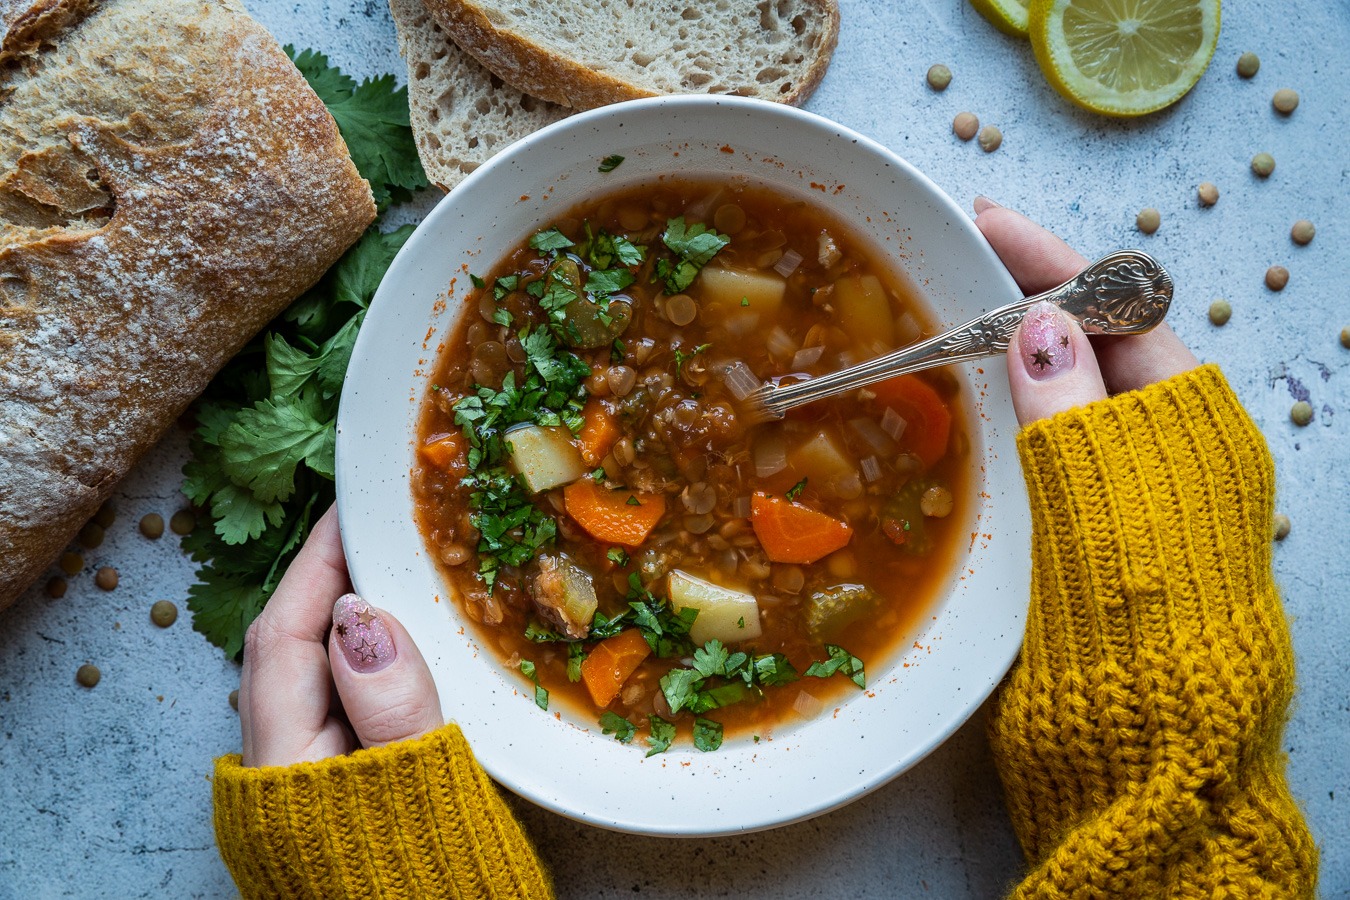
top-left (1013, 363), bottom-right (1278, 680)
top-left (213, 724), bottom-right (553, 900)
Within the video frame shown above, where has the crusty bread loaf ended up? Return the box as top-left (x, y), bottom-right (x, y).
top-left (0, 0), bottom-right (376, 609)
top-left (420, 0), bottom-right (841, 110)
top-left (389, 0), bottom-right (569, 191)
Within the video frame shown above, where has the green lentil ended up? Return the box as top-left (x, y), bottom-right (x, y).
top-left (1289, 400), bottom-right (1313, 426)
top-left (169, 509), bottom-right (197, 536)
top-left (1251, 152), bottom-right (1275, 177)
top-left (1290, 220), bottom-right (1315, 245)
top-left (1236, 52), bottom-right (1260, 78)
top-left (926, 64), bottom-right (952, 91)
top-left (1208, 299), bottom-right (1232, 326)
top-left (1272, 88), bottom-right (1299, 115)
top-left (93, 502), bottom-right (116, 529)
top-left (78, 521), bottom-right (105, 549)
top-left (977, 125), bottom-right (1002, 153)
top-left (229, 689), bottom-right (240, 711)
top-left (76, 664), bottom-right (101, 688)
top-left (1272, 513), bottom-right (1291, 541)
top-left (953, 112), bottom-right (979, 141)
top-left (1197, 182), bottom-right (1219, 207)
top-left (1265, 265), bottom-right (1289, 291)
top-left (139, 513), bottom-right (165, 539)
top-left (59, 551), bottom-right (84, 576)
top-left (46, 577), bottom-right (67, 599)
top-left (94, 566), bottom-right (119, 591)
top-left (150, 600), bottom-right (178, 628)
top-left (1136, 208), bottom-right (1161, 235)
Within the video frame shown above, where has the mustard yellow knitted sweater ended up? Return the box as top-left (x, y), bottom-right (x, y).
top-left (212, 365), bottom-right (1317, 898)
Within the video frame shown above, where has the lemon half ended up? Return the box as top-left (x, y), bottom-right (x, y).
top-left (970, 0), bottom-right (1030, 38)
top-left (1029, 0), bottom-right (1220, 117)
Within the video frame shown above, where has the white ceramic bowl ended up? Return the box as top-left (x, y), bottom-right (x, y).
top-left (337, 95), bottom-right (1028, 837)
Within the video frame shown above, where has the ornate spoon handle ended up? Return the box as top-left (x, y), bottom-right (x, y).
top-left (744, 249), bottom-right (1173, 422)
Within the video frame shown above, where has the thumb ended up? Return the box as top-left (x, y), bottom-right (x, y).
top-left (329, 594), bottom-right (444, 750)
top-left (1006, 301), bottom-right (1108, 425)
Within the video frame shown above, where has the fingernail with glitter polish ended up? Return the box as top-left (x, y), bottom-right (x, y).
top-left (1018, 301), bottom-right (1075, 381)
top-left (333, 594), bottom-right (396, 674)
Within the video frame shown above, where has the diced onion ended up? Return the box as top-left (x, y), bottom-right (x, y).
top-left (753, 429), bottom-right (788, 478)
top-left (773, 248), bottom-right (804, 278)
top-left (880, 406), bottom-right (908, 440)
top-left (791, 689), bottom-right (825, 720)
top-left (766, 326), bottom-right (796, 360)
top-left (861, 455), bottom-right (882, 483)
top-left (791, 345), bottom-right (824, 370)
top-left (732, 495), bottom-right (753, 518)
top-left (722, 361), bottom-right (762, 401)
top-left (818, 232), bottom-right (843, 268)
top-left (848, 417), bottom-right (898, 457)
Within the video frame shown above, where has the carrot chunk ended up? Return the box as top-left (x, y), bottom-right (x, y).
top-left (418, 432), bottom-right (467, 473)
top-left (580, 628), bottom-right (652, 707)
top-left (750, 492), bottom-right (853, 564)
top-left (563, 479), bottom-right (666, 547)
top-left (576, 397), bottom-right (620, 466)
top-left (869, 375), bottom-right (952, 470)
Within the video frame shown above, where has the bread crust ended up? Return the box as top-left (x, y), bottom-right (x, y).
top-left (422, 0), bottom-right (841, 110)
top-left (0, 0), bottom-right (376, 608)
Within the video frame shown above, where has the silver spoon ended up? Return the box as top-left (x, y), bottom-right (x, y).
top-left (738, 249), bottom-right (1173, 424)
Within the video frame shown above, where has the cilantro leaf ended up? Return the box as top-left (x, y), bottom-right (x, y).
top-left (185, 570), bottom-right (268, 660)
top-left (598, 154), bottom-right (625, 172)
top-left (693, 718), bottom-right (724, 752)
top-left (529, 228), bottom-right (575, 252)
top-left (284, 47), bottom-right (356, 101)
top-left (219, 391), bottom-right (335, 504)
top-left (567, 643), bottom-right (587, 683)
top-left (656, 217), bottom-right (730, 294)
top-left (600, 711), bottom-right (637, 743)
top-left (326, 76), bottom-right (426, 210)
top-left (585, 268), bottom-right (635, 297)
top-left (646, 715), bottom-right (676, 757)
top-left (751, 653), bottom-right (800, 687)
top-left (786, 477), bottom-right (808, 501)
top-left (804, 644), bottom-right (866, 689)
top-left (520, 659), bottom-right (549, 710)
top-left (582, 227), bottom-right (645, 269)
top-left (660, 667), bottom-right (705, 715)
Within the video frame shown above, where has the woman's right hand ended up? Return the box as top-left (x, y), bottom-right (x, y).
top-left (971, 197), bottom-right (1200, 424)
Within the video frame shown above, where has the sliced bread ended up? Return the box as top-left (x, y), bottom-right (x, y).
top-left (419, 0), bottom-right (841, 110)
top-left (389, 0), bottom-right (570, 192)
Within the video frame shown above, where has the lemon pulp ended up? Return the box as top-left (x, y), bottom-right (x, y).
top-left (1030, 0), bottom-right (1220, 116)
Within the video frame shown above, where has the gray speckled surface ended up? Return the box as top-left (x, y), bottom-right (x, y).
top-left (1, 1), bottom-right (1347, 897)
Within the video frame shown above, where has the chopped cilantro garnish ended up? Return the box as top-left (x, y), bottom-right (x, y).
top-left (693, 718), bottom-right (723, 752)
top-left (492, 274), bottom-right (519, 301)
top-left (804, 644), bottom-right (866, 689)
top-left (600, 711), bottom-right (637, 743)
top-left (585, 268), bottom-right (636, 297)
top-left (598, 154), bottom-right (625, 173)
top-left (567, 643), bottom-right (587, 683)
top-left (520, 659), bottom-right (549, 710)
top-left (625, 495), bottom-right (641, 506)
top-left (529, 227), bottom-right (575, 252)
top-left (470, 273), bottom-right (486, 289)
top-left (607, 547), bottom-right (629, 566)
top-left (786, 478), bottom-right (808, 501)
top-left (492, 307), bottom-right (513, 328)
top-left (646, 715), bottom-right (676, 757)
top-left (656, 217), bottom-right (730, 294)
top-left (582, 226), bottom-right (645, 270)
top-left (673, 342), bottom-right (710, 378)
top-left (591, 468), bottom-right (607, 484)
top-left (611, 339), bottom-right (625, 364)
top-left (741, 296), bottom-right (750, 307)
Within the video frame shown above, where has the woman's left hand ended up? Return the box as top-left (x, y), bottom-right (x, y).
top-left (238, 504), bottom-right (443, 767)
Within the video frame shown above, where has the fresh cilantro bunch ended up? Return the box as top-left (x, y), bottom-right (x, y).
top-left (181, 50), bottom-right (426, 658)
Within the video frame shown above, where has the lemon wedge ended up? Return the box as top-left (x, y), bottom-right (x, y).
top-left (1029, 0), bottom-right (1220, 117)
top-left (969, 0), bottom-right (1030, 37)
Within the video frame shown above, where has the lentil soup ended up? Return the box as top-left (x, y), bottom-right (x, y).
top-left (412, 177), bottom-right (971, 753)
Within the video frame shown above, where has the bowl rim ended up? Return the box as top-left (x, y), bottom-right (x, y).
top-left (336, 93), bottom-right (1028, 837)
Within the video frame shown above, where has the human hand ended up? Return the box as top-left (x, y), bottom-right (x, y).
top-left (973, 197), bottom-right (1200, 425)
top-left (238, 505), bottom-right (443, 766)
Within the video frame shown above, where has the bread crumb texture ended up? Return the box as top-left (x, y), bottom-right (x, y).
top-left (0, 0), bottom-right (375, 609)
top-left (421, 0), bottom-right (841, 109)
top-left (390, 0), bottom-right (569, 191)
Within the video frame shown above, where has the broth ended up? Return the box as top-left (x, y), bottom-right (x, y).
top-left (412, 177), bottom-right (970, 752)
